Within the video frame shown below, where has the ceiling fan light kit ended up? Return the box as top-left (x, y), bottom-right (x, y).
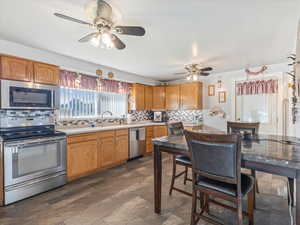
top-left (174, 64), bottom-right (213, 81)
top-left (54, 0), bottom-right (145, 50)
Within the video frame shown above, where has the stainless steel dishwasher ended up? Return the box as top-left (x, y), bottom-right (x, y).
top-left (129, 127), bottom-right (146, 159)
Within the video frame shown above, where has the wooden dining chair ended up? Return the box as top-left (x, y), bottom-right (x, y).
top-left (227, 121), bottom-right (260, 136)
top-left (167, 122), bottom-right (192, 196)
top-left (227, 121), bottom-right (260, 194)
top-left (227, 121), bottom-right (295, 206)
top-left (185, 131), bottom-right (254, 225)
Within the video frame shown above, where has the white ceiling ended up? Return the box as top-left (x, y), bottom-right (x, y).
top-left (0, 0), bottom-right (300, 81)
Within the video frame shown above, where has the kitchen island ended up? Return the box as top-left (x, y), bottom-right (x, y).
top-left (152, 129), bottom-right (300, 224)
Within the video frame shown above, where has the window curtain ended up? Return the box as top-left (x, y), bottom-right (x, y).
top-left (236, 79), bottom-right (278, 96)
top-left (60, 70), bottom-right (132, 94)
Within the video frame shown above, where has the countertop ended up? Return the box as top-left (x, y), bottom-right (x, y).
top-left (57, 121), bottom-right (204, 135)
top-left (58, 121), bottom-right (167, 135)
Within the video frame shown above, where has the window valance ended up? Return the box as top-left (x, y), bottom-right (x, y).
top-left (236, 79), bottom-right (278, 96)
top-left (60, 70), bottom-right (132, 94)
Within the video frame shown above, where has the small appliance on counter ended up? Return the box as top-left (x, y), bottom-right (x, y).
top-left (153, 111), bottom-right (168, 122)
top-left (0, 110), bottom-right (66, 205)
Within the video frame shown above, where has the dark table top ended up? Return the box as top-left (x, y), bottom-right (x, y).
top-left (152, 126), bottom-right (300, 170)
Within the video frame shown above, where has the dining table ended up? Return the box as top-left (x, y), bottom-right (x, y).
top-left (152, 125), bottom-right (300, 224)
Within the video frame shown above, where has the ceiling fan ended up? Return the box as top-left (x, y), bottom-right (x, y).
top-left (54, 0), bottom-right (146, 50)
top-left (174, 64), bottom-right (213, 80)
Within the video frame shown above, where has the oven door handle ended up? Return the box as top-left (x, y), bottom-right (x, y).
top-left (4, 136), bottom-right (66, 148)
top-left (15, 141), bottom-right (61, 150)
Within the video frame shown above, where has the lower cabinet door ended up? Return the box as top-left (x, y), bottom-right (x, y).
top-left (115, 135), bottom-right (129, 162)
top-left (153, 126), bottom-right (168, 138)
top-left (146, 142), bottom-right (153, 153)
top-left (100, 136), bottom-right (115, 167)
top-left (67, 140), bottom-right (98, 179)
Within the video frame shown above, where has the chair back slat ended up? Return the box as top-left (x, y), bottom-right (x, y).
top-left (184, 131), bottom-right (241, 184)
top-left (167, 122), bottom-right (184, 136)
top-left (227, 121), bottom-right (260, 136)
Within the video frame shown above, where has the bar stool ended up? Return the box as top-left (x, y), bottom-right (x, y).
top-left (167, 122), bottom-right (192, 196)
top-left (185, 131), bottom-right (254, 225)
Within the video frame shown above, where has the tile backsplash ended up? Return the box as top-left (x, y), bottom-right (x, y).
top-left (128, 110), bottom-right (203, 122)
top-left (128, 110), bottom-right (153, 121)
top-left (167, 110), bottom-right (203, 122)
top-left (56, 110), bottom-right (203, 127)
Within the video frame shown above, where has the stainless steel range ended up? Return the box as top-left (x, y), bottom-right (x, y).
top-left (0, 110), bottom-right (66, 205)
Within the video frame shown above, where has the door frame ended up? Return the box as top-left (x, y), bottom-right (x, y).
top-left (230, 73), bottom-right (287, 135)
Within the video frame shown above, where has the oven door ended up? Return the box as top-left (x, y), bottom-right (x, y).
top-left (0, 80), bottom-right (59, 109)
top-left (4, 136), bottom-right (66, 187)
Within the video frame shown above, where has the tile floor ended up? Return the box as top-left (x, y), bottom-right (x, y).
top-left (0, 155), bottom-right (293, 225)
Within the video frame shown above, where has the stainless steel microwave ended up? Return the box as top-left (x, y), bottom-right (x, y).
top-left (0, 80), bottom-right (60, 109)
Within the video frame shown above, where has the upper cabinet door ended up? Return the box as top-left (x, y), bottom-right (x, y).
top-left (180, 82), bottom-right (203, 110)
top-left (144, 85), bottom-right (153, 110)
top-left (33, 62), bottom-right (59, 85)
top-left (0, 56), bottom-right (33, 82)
top-left (152, 86), bottom-right (166, 110)
top-left (129, 83), bottom-right (145, 110)
top-left (166, 85), bottom-right (180, 110)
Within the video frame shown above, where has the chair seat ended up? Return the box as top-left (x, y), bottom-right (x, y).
top-left (175, 155), bottom-right (192, 166)
top-left (197, 173), bottom-right (254, 197)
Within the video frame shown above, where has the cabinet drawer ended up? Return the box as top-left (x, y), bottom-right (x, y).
top-left (68, 133), bottom-right (97, 144)
top-left (116, 129), bottom-right (128, 136)
top-left (98, 130), bottom-right (115, 138)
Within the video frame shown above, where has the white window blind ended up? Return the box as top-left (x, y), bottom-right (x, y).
top-left (59, 87), bottom-right (127, 119)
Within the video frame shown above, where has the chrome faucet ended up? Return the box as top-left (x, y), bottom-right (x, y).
top-left (101, 111), bottom-right (113, 123)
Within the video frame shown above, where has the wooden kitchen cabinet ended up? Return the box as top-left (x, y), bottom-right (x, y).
top-left (166, 85), bottom-right (180, 110)
top-left (115, 130), bottom-right (129, 162)
top-left (180, 82), bottom-right (203, 110)
top-left (99, 131), bottom-right (116, 168)
top-left (0, 55), bottom-right (33, 82)
top-left (144, 85), bottom-right (153, 110)
top-left (130, 83), bottom-right (145, 110)
top-left (146, 126), bottom-right (154, 153)
top-left (152, 86), bottom-right (166, 110)
top-left (67, 133), bottom-right (98, 180)
top-left (33, 62), bottom-right (59, 85)
top-left (153, 125), bottom-right (168, 138)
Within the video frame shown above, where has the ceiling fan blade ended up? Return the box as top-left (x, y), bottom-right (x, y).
top-left (200, 72), bottom-right (210, 76)
top-left (174, 72), bottom-right (187, 75)
top-left (110, 34), bottom-right (126, 50)
top-left (200, 67), bottom-right (213, 72)
top-left (114, 26), bottom-right (146, 36)
top-left (54, 13), bottom-right (92, 25)
top-left (78, 32), bottom-right (99, 43)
